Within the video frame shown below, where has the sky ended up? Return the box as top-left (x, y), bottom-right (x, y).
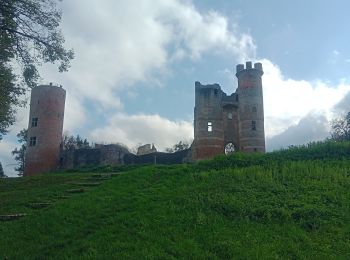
top-left (1, 0), bottom-right (350, 177)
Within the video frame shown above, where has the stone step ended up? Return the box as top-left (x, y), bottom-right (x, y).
top-left (0, 213), bottom-right (27, 221)
top-left (72, 182), bottom-right (101, 187)
top-left (27, 202), bottom-right (52, 209)
top-left (66, 188), bottom-right (85, 193)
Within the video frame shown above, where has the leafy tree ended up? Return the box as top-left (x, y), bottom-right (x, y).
top-left (166, 141), bottom-right (190, 153)
top-left (11, 128), bottom-right (27, 176)
top-left (0, 0), bottom-right (74, 140)
top-left (331, 112), bottom-right (350, 141)
top-left (62, 133), bottom-right (90, 150)
top-left (0, 161), bottom-right (6, 177)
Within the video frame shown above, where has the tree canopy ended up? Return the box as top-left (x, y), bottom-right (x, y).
top-left (165, 141), bottom-right (190, 153)
top-left (62, 133), bottom-right (90, 150)
top-left (11, 128), bottom-right (27, 176)
top-left (331, 112), bottom-right (350, 141)
top-left (0, 0), bottom-right (73, 140)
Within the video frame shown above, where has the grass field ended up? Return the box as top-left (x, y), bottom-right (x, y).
top-left (1, 141), bottom-right (350, 259)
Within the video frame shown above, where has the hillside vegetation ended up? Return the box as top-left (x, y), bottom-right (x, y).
top-left (1, 141), bottom-right (350, 259)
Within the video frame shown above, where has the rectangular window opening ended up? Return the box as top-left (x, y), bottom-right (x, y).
top-left (252, 120), bottom-right (256, 131)
top-left (29, 136), bottom-right (37, 146)
top-left (207, 122), bottom-right (212, 132)
top-left (31, 117), bottom-right (38, 127)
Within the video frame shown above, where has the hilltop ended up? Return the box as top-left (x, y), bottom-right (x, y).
top-left (1, 141), bottom-right (350, 258)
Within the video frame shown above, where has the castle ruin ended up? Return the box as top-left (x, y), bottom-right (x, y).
top-left (192, 61), bottom-right (265, 160)
top-left (24, 61), bottom-right (265, 176)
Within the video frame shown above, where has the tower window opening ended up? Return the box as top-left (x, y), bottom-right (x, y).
top-left (31, 117), bottom-right (38, 127)
top-left (207, 122), bottom-right (212, 132)
top-left (252, 106), bottom-right (257, 113)
top-left (214, 89), bottom-right (218, 96)
top-left (252, 120), bottom-right (256, 131)
top-left (29, 136), bottom-right (37, 146)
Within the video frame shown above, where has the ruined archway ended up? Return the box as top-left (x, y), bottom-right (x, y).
top-left (224, 142), bottom-right (235, 155)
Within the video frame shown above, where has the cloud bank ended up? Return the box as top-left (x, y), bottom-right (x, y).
top-left (90, 113), bottom-right (193, 151)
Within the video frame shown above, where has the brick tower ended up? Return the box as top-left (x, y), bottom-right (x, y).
top-left (24, 84), bottom-right (66, 176)
top-left (236, 62), bottom-right (265, 152)
top-left (192, 61), bottom-right (265, 160)
top-left (192, 82), bottom-right (226, 160)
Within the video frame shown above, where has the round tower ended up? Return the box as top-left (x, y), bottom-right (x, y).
top-left (192, 81), bottom-right (225, 160)
top-left (236, 62), bottom-right (265, 152)
top-left (24, 84), bottom-right (66, 176)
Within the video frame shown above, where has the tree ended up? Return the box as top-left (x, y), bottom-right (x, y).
top-left (11, 128), bottom-right (27, 176)
top-left (61, 133), bottom-right (90, 150)
top-left (331, 112), bottom-right (350, 141)
top-left (165, 141), bottom-right (190, 153)
top-left (0, 0), bottom-right (74, 140)
top-left (0, 161), bottom-right (6, 177)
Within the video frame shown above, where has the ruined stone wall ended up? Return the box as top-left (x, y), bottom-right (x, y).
top-left (60, 144), bottom-right (130, 170)
top-left (59, 147), bottom-right (190, 170)
top-left (137, 144), bottom-right (157, 155)
top-left (124, 149), bottom-right (191, 165)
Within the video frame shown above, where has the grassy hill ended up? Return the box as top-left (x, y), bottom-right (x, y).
top-left (1, 141), bottom-right (350, 259)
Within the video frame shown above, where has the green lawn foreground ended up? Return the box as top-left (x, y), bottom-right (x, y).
top-left (1, 149), bottom-right (350, 258)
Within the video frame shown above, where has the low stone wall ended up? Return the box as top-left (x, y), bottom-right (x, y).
top-left (124, 149), bottom-right (191, 165)
top-left (60, 147), bottom-right (192, 170)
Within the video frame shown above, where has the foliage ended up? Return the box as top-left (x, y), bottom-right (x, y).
top-left (165, 140), bottom-right (190, 153)
top-left (11, 128), bottom-right (27, 176)
top-left (1, 143), bottom-right (350, 258)
top-left (331, 112), bottom-right (350, 141)
top-left (0, 0), bottom-right (74, 140)
top-left (0, 161), bottom-right (6, 177)
top-left (62, 134), bottom-right (90, 150)
top-left (196, 140), bottom-right (350, 171)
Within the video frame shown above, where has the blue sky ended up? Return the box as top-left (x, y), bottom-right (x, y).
top-left (1, 0), bottom-right (350, 177)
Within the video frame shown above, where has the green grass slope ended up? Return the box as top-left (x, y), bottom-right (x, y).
top-left (1, 141), bottom-right (350, 259)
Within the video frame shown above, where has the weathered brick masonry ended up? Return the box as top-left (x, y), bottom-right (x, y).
top-left (192, 61), bottom-right (265, 160)
top-left (24, 84), bottom-right (66, 176)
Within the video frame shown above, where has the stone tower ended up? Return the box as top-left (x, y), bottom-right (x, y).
top-left (236, 62), bottom-right (265, 152)
top-left (192, 82), bottom-right (226, 159)
top-left (192, 61), bottom-right (265, 160)
top-left (24, 84), bottom-right (66, 176)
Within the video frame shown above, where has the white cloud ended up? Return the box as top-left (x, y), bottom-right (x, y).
top-left (63, 93), bottom-right (88, 132)
top-left (266, 113), bottom-right (330, 151)
top-left (260, 59), bottom-right (350, 138)
top-left (39, 0), bottom-right (256, 119)
top-left (90, 113), bottom-right (193, 151)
